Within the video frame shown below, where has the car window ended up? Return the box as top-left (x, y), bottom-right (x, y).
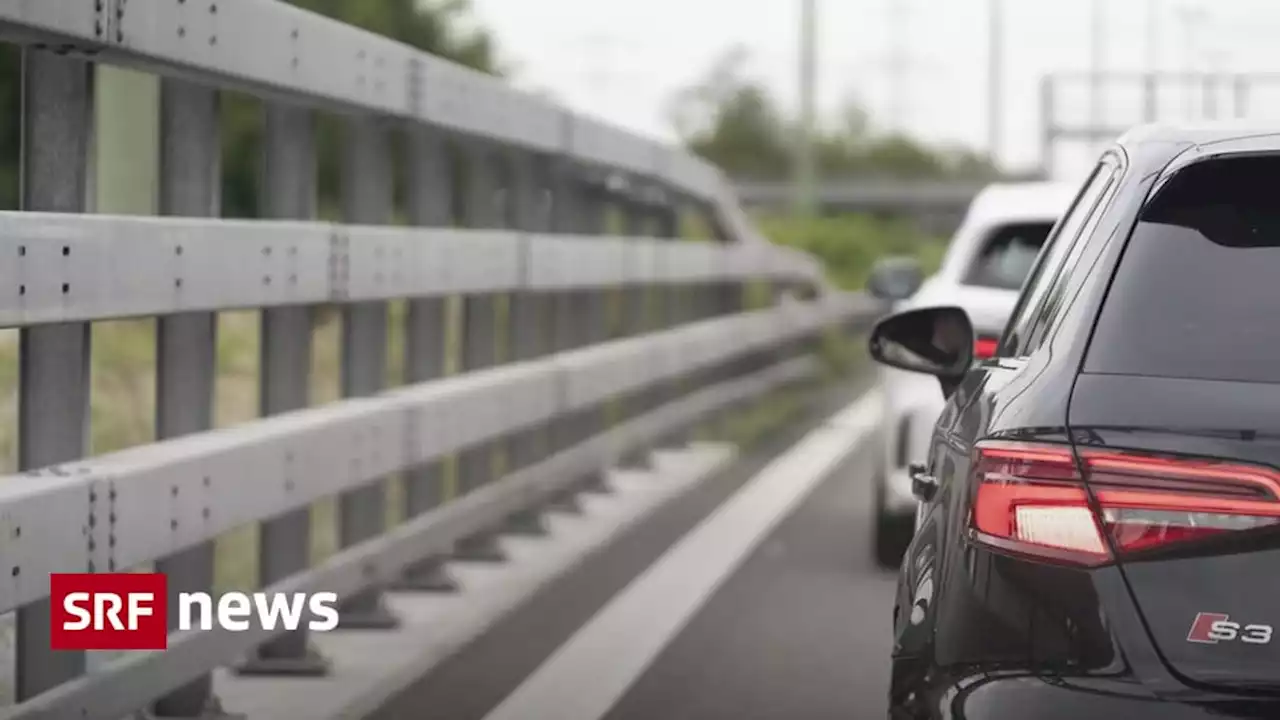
top-left (999, 161), bottom-right (1115, 358)
top-left (1085, 154), bottom-right (1280, 384)
top-left (961, 222), bottom-right (1055, 291)
top-left (1023, 171), bottom-right (1121, 351)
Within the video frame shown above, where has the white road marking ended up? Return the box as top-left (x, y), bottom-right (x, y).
top-left (481, 390), bottom-right (883, 720)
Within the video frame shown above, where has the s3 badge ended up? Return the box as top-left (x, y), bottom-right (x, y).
top-left (1187, 612), bottom-right (1274, 645)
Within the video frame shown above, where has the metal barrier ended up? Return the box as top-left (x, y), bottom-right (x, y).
top-left (0, 2), bottom-right (878, 718)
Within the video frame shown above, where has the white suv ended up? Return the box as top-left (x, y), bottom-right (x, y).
top-left (866, 181), bottom-right (1076, 568)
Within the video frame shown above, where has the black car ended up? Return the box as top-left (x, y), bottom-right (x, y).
top-left (867, 125), bottom-right (1280, 719)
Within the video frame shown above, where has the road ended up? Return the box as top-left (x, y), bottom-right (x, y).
top-left (369, 381), bottom-right (898, 720)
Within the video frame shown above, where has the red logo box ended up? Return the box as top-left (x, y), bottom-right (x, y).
top-left (49, 573), bottom-right (168, 651)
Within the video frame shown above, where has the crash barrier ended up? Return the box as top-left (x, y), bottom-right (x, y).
top-left (0, 1), bottom-right (874, 717)
top-left (0, 293), bottom-right (876, 720)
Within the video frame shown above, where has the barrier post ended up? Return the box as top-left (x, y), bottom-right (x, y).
top-left (13, 49), bottom-right (93, 703)
top-left (151, 77), bottom-right (235, 718)
top-left (395, 126), bottom-right (460, 592)
top-left (237, 102), bottom-right (330, 676)
top-left (335, 116), bottom-right (399, 629)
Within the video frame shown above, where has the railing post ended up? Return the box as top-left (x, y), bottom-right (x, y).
top-left (12, 48), bottom-right (93, 704)
top-left (660, 193), bottom-right (689, 326)
top-left (503, 148), bottom-right (554, 535)
top-left (541, 155), bottom-right (583, 511)
top-left (704, 204), bottom-right (748, 440)
top-left (574, 175), bottom-right (616, 492)
top-left (453, 137), bottom-right (508, 561)
top-left (507, 149), bottom-right (550, 466)
top-left (652, 190), bottom-right (688, 447)
top-left (617, 182), bottom-right (654, 468)
top-left (394, 126), bottom-right (460, 592)
top-left (150, 78), bottom-right (238, 719)
top-left (528, 156), bottom-right (557, 466)
top-left (236, 102), bottom-right (330, 677)
top-left (621, 182), bottom-right (651, 339)
top-left (335, 115), bottom-right (399, 628)
top-left (636, 186), bottom-right (668, 428)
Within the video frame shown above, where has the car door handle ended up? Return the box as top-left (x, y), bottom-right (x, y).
top-left (909, 462), bottom-right (939, 503)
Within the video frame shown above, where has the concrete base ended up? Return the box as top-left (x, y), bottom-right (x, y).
top-left (619, 448), bottom-right (653, 471)
top-left (454, 532), bottom-right (508, 563)
top-left (391, 559), bottom-right (461, 593)
top-left (548, 489), bottom-right (584, 514)
top-left (580, 472), bottom-right (614, 495)
top-left (505, 508), bottom-right (550, 537)
top-left (233, 645), bottom-right (332, 678)
top-left (140, 697), bottom-right (246, 720)
top-left (337, 594), bottom-right (402, 631)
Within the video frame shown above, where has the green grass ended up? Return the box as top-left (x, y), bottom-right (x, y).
top-left (756, 213), bottom-right (946, 291)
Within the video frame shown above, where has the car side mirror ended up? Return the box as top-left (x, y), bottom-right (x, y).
top-left (867, 256), bottom-right (924, 301)
top-left (868, 306), bottom-right (975, 399)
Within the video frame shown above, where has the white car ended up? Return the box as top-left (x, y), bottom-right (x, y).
top-left (866, 181), bottom-right (1077, 569)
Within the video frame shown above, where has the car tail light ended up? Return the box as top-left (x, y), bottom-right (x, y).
top-left (970, 441), bottom-right (1280, 565)
top-left (973, 336), bottom-right (999, 359)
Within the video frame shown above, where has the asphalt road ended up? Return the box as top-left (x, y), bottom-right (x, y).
top-left (601, 415), bottom-right (897, 720)
top-left (369, 381), bottom-right (898, 720)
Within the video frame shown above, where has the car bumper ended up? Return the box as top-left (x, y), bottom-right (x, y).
top-left (914, 672), bottom-right (1280, 720)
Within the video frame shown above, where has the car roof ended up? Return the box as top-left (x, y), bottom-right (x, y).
top-left (1116, 121), bottom-right (1280, 150)
top-left (964, 181), bottom-right (1080, 226)
top-left (932, 181), bottom-right (1077, 285)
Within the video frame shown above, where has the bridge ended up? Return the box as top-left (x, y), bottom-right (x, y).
top-left (0, 3), bottom-right (900, 720)
top-left (733, 179), bottom-right (987, 236)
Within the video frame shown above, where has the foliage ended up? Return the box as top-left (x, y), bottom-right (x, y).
top-left (670, 47), bottom-right (1001, 182)
top-left (756, 213), bottom-right (946, 291)
top-left (295, 0), bottom-right (498, 70)
top-left (223, 0), bottom-right (500, 219)
top-left (0, 1), bottom-right (498, 215)
top-left (818, 329), bottom-right (866, 381)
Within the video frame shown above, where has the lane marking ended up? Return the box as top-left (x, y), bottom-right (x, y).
top-left (480, 390), bottom-right (883, 720)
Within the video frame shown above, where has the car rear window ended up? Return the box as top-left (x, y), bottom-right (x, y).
top-left (1085, 155), bottom-right (1280, 384)
top-left (962, 222), bottom-right (1054, 290)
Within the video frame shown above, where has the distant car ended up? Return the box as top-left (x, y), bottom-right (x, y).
top-left (867, 182), bottom-right (1076, 568)
top-left (872, 125), bottom-right (1280, 719)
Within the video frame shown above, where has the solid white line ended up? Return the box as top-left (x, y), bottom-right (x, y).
top-left (480, 390), bottom-right (884, 720)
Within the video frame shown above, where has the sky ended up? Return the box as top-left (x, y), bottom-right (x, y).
top-left (467, 0), bottom-right (1280, 180)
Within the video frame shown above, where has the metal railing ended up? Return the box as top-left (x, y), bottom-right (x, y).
top-left (0, 2), bottom-right (878, 718)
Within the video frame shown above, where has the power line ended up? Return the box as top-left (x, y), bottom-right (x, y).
top-left (987, 0), bottom-right (1003, 165)
top-left (885, 0), bottom-right (910, 132)
top-left (1089, 0), bottom-right (1106, 154)
top-left (793, 0), bottom-right (818, 219)
top-left (1146, 0), bottom-right (1160, 73)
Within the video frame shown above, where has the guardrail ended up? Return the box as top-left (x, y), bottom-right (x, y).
top-left (0, 1), bottom-right (878, 718)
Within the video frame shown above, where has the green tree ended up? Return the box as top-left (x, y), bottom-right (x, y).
top-left (684, 84), bottom-right (790, 180)
top-left (223, 0), bottom-right (501, 219)
top-left (294, 0), bottom-right (497, 69)
top-left (0, 1), bottom-right (499, 215)
top-left (670, 46), bottom-right (1001, 182)
top-left (668, 46), bottom-right (789, 180)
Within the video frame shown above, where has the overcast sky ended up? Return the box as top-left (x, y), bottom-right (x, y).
top-left (468, 0), bottom-right (1280, 179)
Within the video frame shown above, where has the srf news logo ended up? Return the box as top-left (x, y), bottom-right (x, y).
top-left (50, 573), bottom-right (340, 651)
